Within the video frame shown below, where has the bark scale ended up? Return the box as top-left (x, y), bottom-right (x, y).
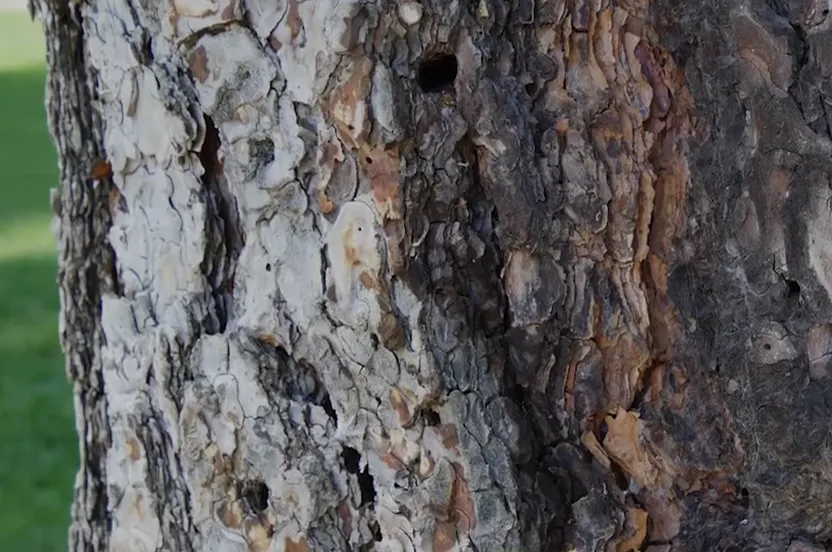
top-left (35, 0), bottom-right (832, 550)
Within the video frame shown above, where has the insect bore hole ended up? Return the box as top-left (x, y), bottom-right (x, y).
top-left (417, 54), bottom-right (458, 93)
top-left (239, 479), bottom-right (270, 515)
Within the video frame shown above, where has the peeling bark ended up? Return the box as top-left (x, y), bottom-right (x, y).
top-left (37, 0), bottom-right (832, 549)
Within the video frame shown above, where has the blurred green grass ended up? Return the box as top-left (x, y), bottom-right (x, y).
top-left (0, 11), bottom-right (77, 552)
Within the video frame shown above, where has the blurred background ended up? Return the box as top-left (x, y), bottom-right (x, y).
top-left (0, 7), bottom-right (78, 551)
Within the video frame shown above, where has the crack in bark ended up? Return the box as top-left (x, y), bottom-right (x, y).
top-left (341, 446), bottom-right (377, 507)
top-left (199, 114), bottom-right (243, 332)
top-left (137, 415), bottom-right (197, 552)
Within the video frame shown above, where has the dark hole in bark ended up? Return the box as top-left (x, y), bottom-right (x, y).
top-left (611, 465), bottom-right (629, 490)
top-left (342, 446), bottom-right (376, 506)
top-left (321, 392), bottom-right (337, 422)
top-left (785, 278), bottom-right (800, 298)
top-left (199, 115), bottom-right (221, 182)
top-left (239, 479), bottom-right (270, 514)
top-left (358, 524), bottom-right (382, 551)
top-left (417, 54), bottom-right (458, 93)
top-left (422, 407), bottom-right (441, 426)
top-left (139, 29), bottom-right (154, 64)
top-left (669, 370), bottom-right (681, 391)
top-left (525, 82), bottom-right (537, 96)
top-left (365, 156), bottom-right (373, 164)
top-left (265, 263), bottom-right (271, 272)
top-left (342, 445), bottom-right (361, 472)
top-left (763, 343), bottom-right (772, 351)
top-left (370, 521), bottom-right (383, 543)
top-left (598, 420), bottom-right (609, 441)
top-left (739, 487), bottom-right (750, 508)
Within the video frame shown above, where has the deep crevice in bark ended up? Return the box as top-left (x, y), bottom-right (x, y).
top-left (137, 416), bottom-right (196, 552)
top-left (341, 446), bottom-right (377, 508)
top-left (253, 339), bottom-right (338, 424)
top-left (199, 113), bottom-right (243, 332)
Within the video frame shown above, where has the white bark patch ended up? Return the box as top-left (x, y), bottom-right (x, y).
top-left (327, 201), bottom-right (383, 301)
top-left (167, 0), bottom-right (243, 40)
top-left (185, 27), bottom-right (274, 122)
top-left (81, 0), bottom-right (525, 546)
top-left (243, 0), bottom-right (286, 40)
top-left (109, 164), bottom-right (208, 305)
top-left (397, 1), bottom-right (424, 26)
top-left (270, 0), bottom-right (362, 104)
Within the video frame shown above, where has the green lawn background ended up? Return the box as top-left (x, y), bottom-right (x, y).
top-left (0, 11), bottom-right (78, 551)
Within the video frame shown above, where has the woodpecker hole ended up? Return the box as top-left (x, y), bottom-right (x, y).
top-left (417, 54), bottom-right (458, 93)
top-left (239, 479), bottom-right (270, 514)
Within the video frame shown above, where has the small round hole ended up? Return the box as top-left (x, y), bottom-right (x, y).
top-left (239, 480), bottom-right (270, 514)
top-left (417, 54), bottom-right (459, 93)
top-left (265, 263), bottom-right (272, 272)
top-left (739, 487), bottom-right (750, 508)
top-left (422, 408), bottom-right (441, 426)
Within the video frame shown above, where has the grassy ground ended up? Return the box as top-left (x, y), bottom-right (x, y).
top-left (0, 11), bottom-right (78, 551)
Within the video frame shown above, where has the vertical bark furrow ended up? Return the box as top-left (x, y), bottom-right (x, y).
top-left (36, 0), bottom-right (117, 549)
top-left (198, 113), bottom-right (243, 333)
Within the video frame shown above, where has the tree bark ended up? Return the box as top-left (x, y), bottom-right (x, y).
top-left (36, 0), bottom-right (832, 550)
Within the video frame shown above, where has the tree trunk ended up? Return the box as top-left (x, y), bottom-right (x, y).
top-left (36, 0), bottom-right (832, 549)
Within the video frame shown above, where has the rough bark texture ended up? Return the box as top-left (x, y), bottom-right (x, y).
top-left (37, 0), bottom-right (832, 550)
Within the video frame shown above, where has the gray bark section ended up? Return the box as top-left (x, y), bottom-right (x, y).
top-left (656, 0), bottom-right (832, 548)
top-left (37, 0), bottom-right (832, 550)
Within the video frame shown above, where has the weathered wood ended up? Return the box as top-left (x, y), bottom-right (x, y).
top-left (36, 0), bottom-right (832, 549)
